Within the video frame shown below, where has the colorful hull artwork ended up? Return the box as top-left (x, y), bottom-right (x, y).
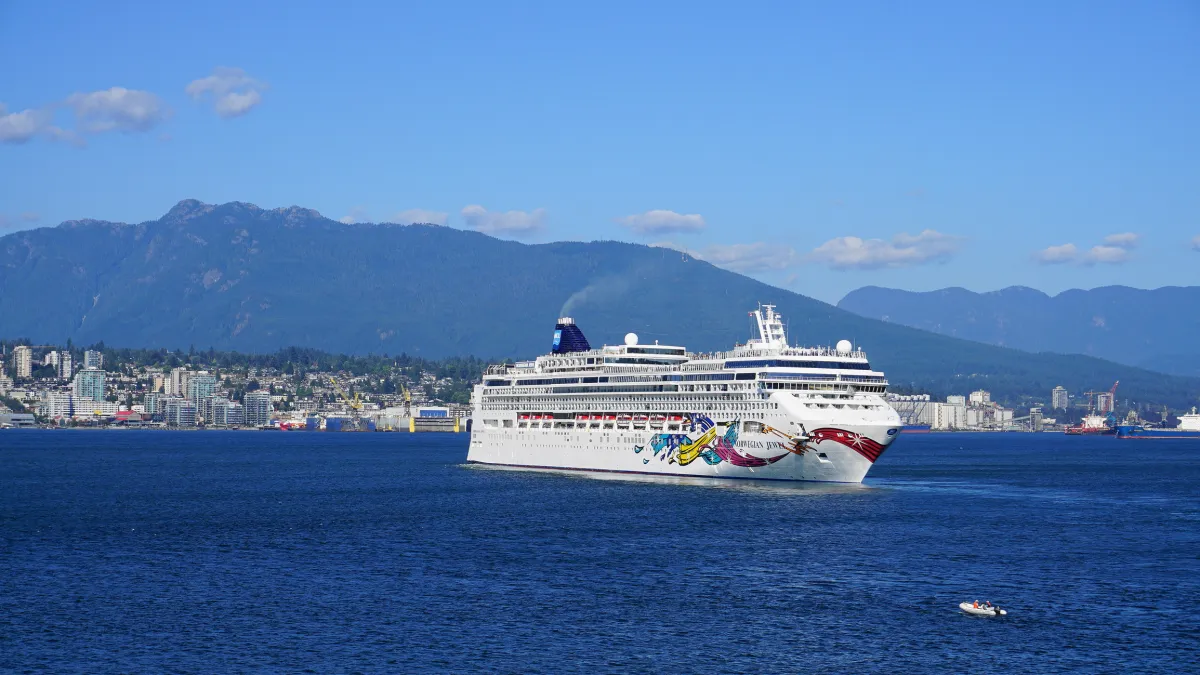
top-left (632, 415), bottom-right (888, 467)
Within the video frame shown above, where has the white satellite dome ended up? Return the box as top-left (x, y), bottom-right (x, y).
top-left (836, 339), bottom-right (853, 354)
top-left (624, 332), bottom-right (639, 346)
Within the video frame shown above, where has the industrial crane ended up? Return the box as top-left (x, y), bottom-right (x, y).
top-left (1083, 380), bottom-right (1120, 416)
top-left (329, 377), bottom-right (364, 429)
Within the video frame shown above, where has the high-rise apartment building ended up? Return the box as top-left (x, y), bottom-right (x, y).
top-left (212, 398), bottom-right (244, 427)
top-left (244, 391), bottom-right (273, 427)
top-left (58, 352), bottom-right (73, 380)
top-left (1051, 386), bottom-right (1068, 410)
top-left (169, 368), bottom-right (190, 397)
top-left (83, 350), bottom-right (103, 369)
top-left (186, 371), bottom-right (217, 401)
top-left (73, 367), bottom-right (106, 402)
top-left (12, 346), bottom-right (33, 379)
top-left (164, 398), bottom-right (197, 428)
top-left (44, 351), bottom-right (60, 367)
top-left (144, 392), bottom-right (163, 416)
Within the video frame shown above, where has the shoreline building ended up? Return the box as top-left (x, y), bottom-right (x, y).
top-left (73, 367), bottom-right (106, 403)
top-left (144, 392), bottom-right (163, 417)
top-left (83, 350), bottom-right (103, 369)
top-left (212, 398), bottom-right (245, 427)
top-left (169, 367), bottom-right (190, 397)
top-left (186, 371), bottom-right (217, 402)
top-left (1051, 386), bottom-right (1068, 410)
top-left (12, 346), bottom-right (33, 379)
top-left (244, 390), bottom-right (273, 427)
top-left (164, 397), bottom-right (197, 428)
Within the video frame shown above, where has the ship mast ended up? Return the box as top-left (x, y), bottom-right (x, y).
top-left (751, 304), bottom-right (788, 347)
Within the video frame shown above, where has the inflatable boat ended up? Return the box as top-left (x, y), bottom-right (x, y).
top-left (960, 602), bottom-right (1006, 616)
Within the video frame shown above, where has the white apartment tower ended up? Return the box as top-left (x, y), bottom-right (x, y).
top-left (12, 346), bottom-right (33, 379)
top-left (1051, 386), bottom-right (1068, 410)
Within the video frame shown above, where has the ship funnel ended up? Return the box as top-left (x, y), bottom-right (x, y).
top-left (552, 317), bottom-right (591, 354)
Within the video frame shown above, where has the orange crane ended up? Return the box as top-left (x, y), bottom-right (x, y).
top-left (1083, 381), bottom-right (1119, 414)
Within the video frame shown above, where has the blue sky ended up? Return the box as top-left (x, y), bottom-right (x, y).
top-left (2, 0), bottom-right (1197, 303)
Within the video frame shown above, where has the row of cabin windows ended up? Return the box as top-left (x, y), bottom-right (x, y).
top-left (486, 367), bottom-right (875, 388)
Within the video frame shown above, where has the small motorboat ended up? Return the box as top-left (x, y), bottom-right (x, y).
top-left (960, 602), bottom-right (1006, 616)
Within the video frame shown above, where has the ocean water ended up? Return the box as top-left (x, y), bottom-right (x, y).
top-left (1, 430), bottom-right (1196, 674)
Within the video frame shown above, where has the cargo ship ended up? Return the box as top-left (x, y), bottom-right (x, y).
top-left (1065, 413), bottom-right (1115, 436)
top-left (902, 424), bottom-right (932, 433)
top-left (468, 305), bottom-right (902, 483)
top-left (1116, 407), bottom-right (1200, 439)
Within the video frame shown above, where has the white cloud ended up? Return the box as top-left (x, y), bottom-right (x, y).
top-left (1102, 232), bottom-right (1139, 249)
top-left (393, 209), bottom-right (449, 226)
top-left (616, 209), bottom-right (705, 235)
top-left (186, 67), bottom-right (267, 118)
top-left (461, 205), bottom-right (546, 235)
top-left (1192, 235), bottom-right (1200, 251)
top-left (0, 103), bottom-right (78, 144)
top-left (1035, 238), bottom-right (1135, 265)
top-left (1033, 243), bottom-right (1078, 264)
top-left (695, 242), bottom-right (800, 273)
top-left (809, 229), bottom-right (963, 270)
top-left (66, 87), bottom-right (168, 134)
top-left (0, 104), bottom-right (46, 143)
top-left (1082, 245), bottom-right (1131, 265)
top-left (339, 206), bottom-right (370, 224)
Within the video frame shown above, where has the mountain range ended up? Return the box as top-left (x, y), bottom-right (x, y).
top-left (3, 199), bottom-right (1198, 408)
top-left (838, 286), bottom-right (1200, 378)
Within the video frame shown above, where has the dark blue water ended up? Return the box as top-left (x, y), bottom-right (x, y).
top-left (1, 431), bottom-right (1197, 673)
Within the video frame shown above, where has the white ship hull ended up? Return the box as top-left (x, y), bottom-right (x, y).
top-left (468, 392), bottom-right (900, 483)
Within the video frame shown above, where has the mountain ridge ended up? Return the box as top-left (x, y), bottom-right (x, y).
top-left (3, 199), bottom-right (1199, 408)
top-left (838, 285), bottom-right (1200, 377)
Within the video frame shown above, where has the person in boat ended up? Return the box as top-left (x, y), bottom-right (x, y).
top-left (973, 601), bottom-right (979, 609)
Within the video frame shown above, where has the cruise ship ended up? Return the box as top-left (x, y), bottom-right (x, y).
top-left (467, 305), bottom-right (902, 482)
